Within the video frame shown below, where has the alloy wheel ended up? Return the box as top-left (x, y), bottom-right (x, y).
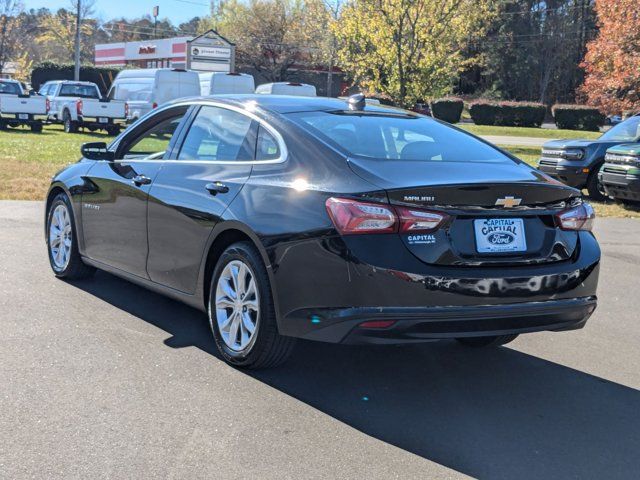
top-left (215, 260), bottom-right (260, 352)
top-left (49, 204), bottom-right (72, 271)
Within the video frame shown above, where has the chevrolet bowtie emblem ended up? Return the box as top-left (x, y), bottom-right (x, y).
top-left (495, 196), bottom-right (522, 208)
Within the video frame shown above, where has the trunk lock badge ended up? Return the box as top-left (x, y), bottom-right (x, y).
top-left (495, 196), bottom-right (522, 208)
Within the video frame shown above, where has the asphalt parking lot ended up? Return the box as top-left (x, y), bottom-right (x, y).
top-left (1, 200), bottom-right (639, 479)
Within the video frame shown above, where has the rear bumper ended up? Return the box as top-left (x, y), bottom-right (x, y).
top-left (537, 160), bottom-right (589, 188)
top-left (0, 113), bottom-right (48, 124)
top-left (598, 170), bottom-right (640, 201)
top-left (78, 116), bottom-right (126, 128)
top-left (292, 297), bottom-right (596, 344)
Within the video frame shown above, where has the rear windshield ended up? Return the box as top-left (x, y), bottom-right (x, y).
top-left (112, 81), bottom-right (152, 101)
top-left (599, 116), bottom-right (640, 142)
top-left (0, 81), bottom-right (21, 95)
top-left (287, 111), bottom-right (515, 164)
top-left (59, 84), bottom-right (100, 99)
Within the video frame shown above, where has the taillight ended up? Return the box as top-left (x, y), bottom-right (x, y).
top-left (45, 98), bottom-right (50, 113)
top-left (325, 197), bottom-right (448, 235)
top-left (124, 102), bottom-right (129, 118)
top-left (152, 102), bottom-right (158, 109)
top-left (325, 197), bottom-right (396, 234)
top-left (555, 203), bottom-right (595, 231)
top-left (76, 99), bottom-right (83, 115)
top-left (395, 206), bottom-right (449, 233)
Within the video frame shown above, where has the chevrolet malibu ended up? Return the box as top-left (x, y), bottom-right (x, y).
top-left (45, 95), bottom-right (600, 368)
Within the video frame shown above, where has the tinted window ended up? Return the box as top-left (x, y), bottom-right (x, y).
top-left (121, 115), bottom-right (184, 160)
top-left (600, 116), bottom-right (640, 142)
top-left (112, 82), bottom-right (152, 102)
top-left (178, 106), bottom-right (254, 161)
top-left (288, 111), bottom-right (514, 164)
top-left (256, 126), bottom-right (280, 160)
top-left (0, 81), bottom-right (21, 95)
top-left (39, 84), bottom-right (51, 96)
top-left (59, 84), bottom-right (100, 99)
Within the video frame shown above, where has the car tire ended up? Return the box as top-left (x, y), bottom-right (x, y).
top-left (0, 121), bottom-right (7, 130)
top-left (586, 169), bottom-right (607, 201)
top-left (208, 241), bottom-right (296, 369)
top-left (105, 126), bottom-right (120, 136)
top-left (31, 123), bottom-right (43, 133)
top-left (63, 111), bottom-right (78, 133)
top-left (46, 192), bottom-right (96, 279)
top-left (456, 334), bottom-right (519, 348)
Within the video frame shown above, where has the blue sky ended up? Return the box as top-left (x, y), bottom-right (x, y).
top-left (23, 0), bottom-right (210, 24)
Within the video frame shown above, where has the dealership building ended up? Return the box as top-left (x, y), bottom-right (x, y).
top-left (94, 30), bottom-right (235, 72)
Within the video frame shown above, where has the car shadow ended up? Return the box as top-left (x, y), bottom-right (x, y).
top-left (70, 270), bottom-right (639, 480)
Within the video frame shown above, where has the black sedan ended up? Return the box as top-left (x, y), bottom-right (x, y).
top-left (45, 94), bottom-right (600, 368)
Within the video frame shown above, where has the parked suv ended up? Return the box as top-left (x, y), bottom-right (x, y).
top-left (537, 114), bottom-right (640, 200)
top-left (598, 143), bottom-right (640, 204)
top-left (39, 80), bottom-right (127, 135)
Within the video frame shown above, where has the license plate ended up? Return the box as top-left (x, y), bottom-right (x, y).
top-left (474, 218), bottom-right (527, 253)
top-left (98, 117), bottom-right (108, 123)
top-left (18, 113), bottom-right (28, 120)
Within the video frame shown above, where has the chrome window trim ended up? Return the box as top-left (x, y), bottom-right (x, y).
top-left (109, 99), bottom-right (288, 165)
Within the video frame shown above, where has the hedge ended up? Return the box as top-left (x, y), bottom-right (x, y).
top-left (468, 100), bottom-right (546, 127)
top-left (429, 97), bottom-right (464, 123)
top-left (31, 62), bottom-right (122, 94)
top-left (552, 104), bottom-right (605, 131)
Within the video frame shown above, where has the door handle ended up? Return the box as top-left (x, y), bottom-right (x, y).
top-left (132, 174), bottom-right (152, 186)
top-left (205, 182), bottom-right (230, 195)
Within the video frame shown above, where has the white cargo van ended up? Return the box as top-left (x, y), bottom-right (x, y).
top-left (199, 72), bottom-right (255, 95)
top-left (255, 82), bottom-right (317, 97)
top-left (108, 68), bottom-right (201, 122)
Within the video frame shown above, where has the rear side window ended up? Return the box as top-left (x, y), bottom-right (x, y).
top-left (0, 81), bottom-right (21, 95)
top-left (256, 126), bottom-right (280, 160)
top-left (178, 106), bottom-right (255, 161)
top-left (59, 84), bottom-right (100, 99)
top-left (288, 111), bottom-right (514, 164)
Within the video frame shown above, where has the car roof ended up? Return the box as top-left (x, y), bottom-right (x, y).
top-left (47, 80), bottom-right (98, 86)
top-left (174, 94), bottom-right (404, 115)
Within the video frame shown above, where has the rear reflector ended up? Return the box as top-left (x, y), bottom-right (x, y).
top-left (76, 99), bottom-right (83, 115)
top-left (359, 320), bottom-right (396, 329)
top-left (555, 203), bottom-right (595, 231)
top-left (325, 197), bottom-right (396, 234)
top-left (326, 197), bottom-right (448, 235)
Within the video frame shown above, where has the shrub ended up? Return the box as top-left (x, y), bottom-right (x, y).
top-left (31, 62), bottom-right (122, 95)
top-left (552, 105), bottom-right (605, 131)
top-left (468, 99), bottom-right (546, 127)
top-left (429, 97), bottom-right (464, 123)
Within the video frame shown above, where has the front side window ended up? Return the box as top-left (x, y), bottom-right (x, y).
top-left (178, 106), bottom-right (255, 161)
top-left (287, 110), bottom-right (514, 164)
top-left (120, 114), bottom-right (185, 160)
top-left (59, 84), bottom-right (100, 99)
top-left (600, 116), bottom-right (640, 142)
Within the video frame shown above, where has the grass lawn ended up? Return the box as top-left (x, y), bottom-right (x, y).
top-left (0, 123), bottom-right (637, 218)
top-left (459, 124), bottom-right (602, 140)
top-left (0, 124), bottom-right (111, 200)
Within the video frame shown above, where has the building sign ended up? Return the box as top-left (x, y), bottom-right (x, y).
top-left (138, 45), bottom-right (157, 55)
top-left (187, 30), bottom-right (235, 73)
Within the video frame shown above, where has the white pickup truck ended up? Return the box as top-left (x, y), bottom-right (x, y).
top-left (39, 80), bottom-right (127, 135)
top-left (0, 79), bottom-right (49, 133)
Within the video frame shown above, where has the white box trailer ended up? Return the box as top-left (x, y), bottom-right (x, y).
top-left (255, 82), bottom-right (317, 97)
top-left (199, 72), bottom-right (255, 95)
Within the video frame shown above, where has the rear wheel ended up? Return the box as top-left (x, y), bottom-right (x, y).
top-left (30, 123), bottom-right (43, 133)
top-left (46, 193), bottom-right (95, 279)
top-left (63, 111), bottom-right (78, 133)
top-left (586, 170), bottom-right (607, 201)
top-left (105, 126), bottom-right (120, 136)
top-left (0, 121), bottom-right (7, 130)
top-left (456, 334), bottom-right (519, 348)
top-left (208, 241), bottom-right (295, 369)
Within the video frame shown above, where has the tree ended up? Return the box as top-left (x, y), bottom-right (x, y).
top-left (35, 8), bottom-right (95, 63)
top-left (332, 0), bottom-right (495, 107)
top-left (201, 0), bottom-right (330, 82)
top-left (0, 0), bottom-right (23, 72)
top-left (580, 0), bottom-right (640, 114)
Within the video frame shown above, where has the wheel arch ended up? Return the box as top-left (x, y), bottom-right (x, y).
top-left (44, 183), bottom-right (71, 239)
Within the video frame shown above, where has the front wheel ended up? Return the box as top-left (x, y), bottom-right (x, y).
top-left (586, 170), bottom-right (607, 201)
top-left (46, 193), bottom-right (95, 279)
top-left (208, 241), bottom-right (295, 369)
top-left (456, 334), bottom-right (519, 348)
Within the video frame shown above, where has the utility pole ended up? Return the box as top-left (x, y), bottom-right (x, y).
top-left (74, 0), bottom-right (81, 81)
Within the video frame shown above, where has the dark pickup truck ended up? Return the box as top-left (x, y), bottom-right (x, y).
top-left (537, 114), bottom-right (640, 200)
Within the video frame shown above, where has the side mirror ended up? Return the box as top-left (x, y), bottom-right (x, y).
top-left (81, 142), bottom-right (114, 161)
